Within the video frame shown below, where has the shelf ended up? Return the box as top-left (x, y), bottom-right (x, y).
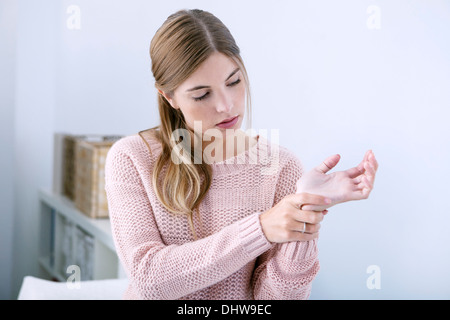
top-left (38, 256), bottom-right (65, 282)
top-left (38, 188), bottom-right (115, 252)
top-left (38, 188), bottom-right (125, 282)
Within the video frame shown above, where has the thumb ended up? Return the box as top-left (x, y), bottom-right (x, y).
top-left (315, 154), bottom-right (340, 174)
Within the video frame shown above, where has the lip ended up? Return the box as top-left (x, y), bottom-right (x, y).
top-left (216, 115), bottom-right (239, 128)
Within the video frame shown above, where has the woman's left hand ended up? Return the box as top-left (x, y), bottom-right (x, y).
top-left (296, 150), bottom-right (378, 211)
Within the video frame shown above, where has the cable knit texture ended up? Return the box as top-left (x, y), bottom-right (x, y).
top-left (104, 131), bottom-right (320, 300)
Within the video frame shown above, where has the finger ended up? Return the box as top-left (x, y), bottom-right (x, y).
top-left (287, 220), bottom-right (320, 241)
top-left (357, 150), bottom-right (371, 170)
top-left (354, 174), bottom-right (372, 192)
top-left (315, 154), bottom-right (341, 174)
top-left (369, 151), bottom-right (379, 172)
top-left (297, 222), bottom-right (320, 234)
top-left (353, 182), bottom-right (366, 194)
top-left (364, 175), bottom-right (373, 189)
top-left (288, 219), bottom-right (320, 234)
top-left (364, 150), bottom-right (378, 173)
top-left (295, 209), bottom-right (324, 224)
top-left (354, 150), bottom-right (369, 174)
top-left (346, 165), bottom-right (365, 179)
top-left (364, 150), bottom-right (372, 162)
top-left (301, 204), bottom-right (329, 211)
top-left (364, 161), bottom-right (376, 180)
top-left (293, 192), bottom-right (331, 208)
top-left (290, 231), bottom-right (319, 242)
top-left (361, 176), bottom-right (373, 198)
top-left (353, 181), bottom-right (365, 191)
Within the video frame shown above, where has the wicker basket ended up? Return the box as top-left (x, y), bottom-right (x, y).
top-left (62, 135), bottom-right (83, 200)
top-left (73, 136), bottom-right (121, 218)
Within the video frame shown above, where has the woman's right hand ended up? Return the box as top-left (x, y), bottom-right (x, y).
top-left (259, 193), bottom-right (331, 243)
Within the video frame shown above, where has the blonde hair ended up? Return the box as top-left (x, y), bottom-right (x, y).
top-left (139, 9), bottom-right (252, 238)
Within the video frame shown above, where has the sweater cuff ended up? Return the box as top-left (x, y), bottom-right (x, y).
top-left (277, 238), bottom-right (319, 261)
top-left (237, 212), bottom-right (272, 259)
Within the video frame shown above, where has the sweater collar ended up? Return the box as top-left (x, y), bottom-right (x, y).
top-left (210, 134), bottom-right (273, 176)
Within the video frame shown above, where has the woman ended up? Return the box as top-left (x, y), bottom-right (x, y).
top-left (105, 9), bottom-right (378, 300)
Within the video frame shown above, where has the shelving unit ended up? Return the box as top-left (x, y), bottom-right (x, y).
top-left (38, 188), bottom-right (126, 282)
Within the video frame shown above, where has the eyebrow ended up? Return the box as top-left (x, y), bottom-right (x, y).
top-left (186, 68), bottom-right (240, 92)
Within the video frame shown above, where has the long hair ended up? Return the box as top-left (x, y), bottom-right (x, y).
top-left (139, 9), bottom-right (252, 238)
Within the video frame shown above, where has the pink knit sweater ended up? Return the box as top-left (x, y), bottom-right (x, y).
top-left (104, 131), bottom-right (320, 300)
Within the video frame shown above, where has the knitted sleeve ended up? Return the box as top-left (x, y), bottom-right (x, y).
top-left (105, 143), bottom-right (272, 300)
top-left (252, 153), bottom-right (320, 300)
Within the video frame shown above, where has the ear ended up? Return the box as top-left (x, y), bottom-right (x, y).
top-left (158, 89), bottom-right (177, 109)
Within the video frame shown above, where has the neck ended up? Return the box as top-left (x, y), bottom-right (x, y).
top-left (190, 129), bottom-right (255, 163)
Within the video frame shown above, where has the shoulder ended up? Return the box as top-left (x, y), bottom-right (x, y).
top-left (277, 146), bottom-right (304, 182)
top-left (258, 135), bottom-right (304, 177)
top-left (107, 130), bottom-right (161, 162)
top-left (105, 129), bottom-right (162, 184)
top-left (279, 144), bottom-right (303, 170)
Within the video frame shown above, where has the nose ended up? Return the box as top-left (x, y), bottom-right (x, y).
top-left (215, 89), bottom-right (233, 113)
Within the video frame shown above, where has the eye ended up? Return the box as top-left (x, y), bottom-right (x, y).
top-left (228, 78), bottom-right (241, 87)
top-left (193, 92), bottom-right (210, 101)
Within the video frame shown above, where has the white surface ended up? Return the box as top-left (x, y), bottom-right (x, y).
top-left (18, 276), bottom-right (128, 300)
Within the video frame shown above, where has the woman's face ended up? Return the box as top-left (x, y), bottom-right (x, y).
top-left (160, 51), bottom-right (246, 139)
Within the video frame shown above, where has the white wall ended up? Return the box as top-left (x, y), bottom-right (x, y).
top-left (3, 0), bottom-right (450, 299)
top-left (9, 0), bottom-right (58, 299)
top-left (0, 0), bottom-right (17, 300)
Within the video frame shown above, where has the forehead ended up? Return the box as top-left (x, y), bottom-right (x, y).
top-left (177, 52), bottom-right (239, 90)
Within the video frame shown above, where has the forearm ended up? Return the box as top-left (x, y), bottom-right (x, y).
top-left (116, 212), bottom-right (272, 300)
top-left (252, 239), bottom-right (320, 300)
